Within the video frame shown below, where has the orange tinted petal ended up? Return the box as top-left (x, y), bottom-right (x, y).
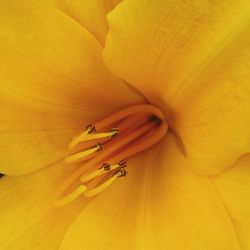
top-left (104, 0), bottom-right (250, 175)
top-left (60, 134), bottom-right (241, 250)
top-left (0, 0), bottom-right (143, 175)
top-left (0, 161), bottom-right (87, 250)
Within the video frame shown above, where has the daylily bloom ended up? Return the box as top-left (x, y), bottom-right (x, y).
top-left (1, 0), bottom-right (250, 249)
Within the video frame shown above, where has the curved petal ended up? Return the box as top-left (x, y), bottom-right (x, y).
top-left (0, 0), bottom-right (143, 175)
top-left (0, 162), bottom-right (87, 250)
top-left (60, 165), bottom-right (141, 250)
top-left (60, 134), bottom-right (242, 250)
top-left (172, 21), bottom-right (250, 175)
top-left (55, 0), bottom-right (121, 44)
top-left (211, 154), bottom-right (250, 249)
top-left (104, 0), bottom-right (250, 175)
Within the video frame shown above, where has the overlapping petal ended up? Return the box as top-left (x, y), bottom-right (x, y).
top-left (104, 0), bottom-right (250, 175)
top-left (59, 134), bottom-right (244, 250)
top-left (55, 0), bottom-right (121, 44)
top-left (0, 0), bottom-right (143, 175)
top-left (0, 162), bottom-right (88, 250)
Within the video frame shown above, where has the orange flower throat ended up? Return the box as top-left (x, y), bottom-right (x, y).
top-left (54, 104), bottom-right (168, 207)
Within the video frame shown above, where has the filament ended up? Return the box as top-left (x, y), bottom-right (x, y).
top-left (65, 143), bottom-right (103, 164)
top-left (54, 104), bottom-right (168, 206)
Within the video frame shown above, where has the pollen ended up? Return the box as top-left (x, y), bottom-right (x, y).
top-left (54, 104), bottom-right (168, 207)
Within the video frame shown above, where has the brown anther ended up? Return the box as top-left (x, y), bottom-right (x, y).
top-left (110, 128), bottom-right (119, 138)
top-left (102, 163), bottom-right (111, 171)
top-left (56, 104), bottom-right (168, 206)
top-left (118, 160), bottom-right (127, 168)
top-left (86, 124), bottom-right (96, 134)
top-left (114, 168), bottom-right (128, 178)
top-left (96, 143), bottom-right (103, 151)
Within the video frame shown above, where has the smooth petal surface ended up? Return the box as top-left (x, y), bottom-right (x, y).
top-left (60, 134), bottom-right (243, 250)
top-left (171, 20), bottom-right (250, 176)
top-left (0, 162), bottom-right (87, 250)
top-left (56, 0), bottom-right (121, 44)
top-left (0, 0), bottom-right (143, 175)
top-left (104, 0), bottom-right (250, 175)
top-left (211, 154), bottom-right (250, 250)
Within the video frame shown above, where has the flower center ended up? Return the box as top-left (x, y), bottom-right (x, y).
top-left (54, 104), bottom-right (168, 207)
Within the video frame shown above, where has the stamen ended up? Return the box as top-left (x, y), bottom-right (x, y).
top-left (83, 169), bottom-right (128, 198)
top-left (53, 185), bottom-right (87, 207)
top-left (80, 161), bottom-right (125, 183)
top-left (114, 168), bottom-right (128, 177)
top-left (69, 127), bottom-right (118, 150)
top-left (110, 121), bottom-right (168, 163)
top-left (94, 104), bottom-right (165, 130)
top-left (117, 115), bottom-right (150, 132)
top-left (54, 104), bottom-right (168, 207)
top-left (65, 143), bottom-right (103, 164)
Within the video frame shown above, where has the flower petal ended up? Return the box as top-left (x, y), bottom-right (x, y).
top-left (60, 166), bottom-right (141, 250)
top-left (59, 134), bottom-right (242, 250)
top-left (55, 0), bottom-right (121, 44)
top-left (211, 154), bottom-right (250, 249)
top-left (0, 0), bottom-right (143, 175)
top-left (104, 0), bottom-right (250, 175)
top-left (172, 21), bottom-right (250, 175)
top-left (0, 162), bottom-right (87, 250)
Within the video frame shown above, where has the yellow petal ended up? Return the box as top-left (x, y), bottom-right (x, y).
top-left (56, 0), bottom-right (121, 44)
top-left (60, 134), bottom-right (242, 250)
top-left (104, 0), bottom-right (250, 175)
top-left (172, 21), bottom-right (250, 175)
top-left (211, 154), bottom-right (250, 249)
top-left (0, 0), bottom-right (143, 175)
top-left (37, 0), bottom-right (57, 7)
top-left (0, 162), bottom-right (86, 250)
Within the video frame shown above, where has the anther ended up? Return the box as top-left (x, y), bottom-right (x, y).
top-left (55, 104), bottom-right (168, 206)
top-left (68, 125), bottom-right (95, 150)
top-left (80, 162), bottom-right (122, 183)
top-left (118, 160), bottom-right (127, 168)
top-left (83, 169), bottom-right (127, 198)
top-left (114, 169), bottom-right (128, 178)
top-left (96, 143), bottom-right (103, 151)
top-left (86, 124), bottom-right (96, 134)
top-left (69, 127), bottom-right (119, 150)
top-left (101, 163), bottom-right (111, 171)
top-left (110, 128), bottom-right (119, 138)
top-left (65, 144), bottom-right (103, 164)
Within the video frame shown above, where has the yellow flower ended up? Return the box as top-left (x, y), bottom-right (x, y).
top-left (1, 0), bottom-right (250, 249)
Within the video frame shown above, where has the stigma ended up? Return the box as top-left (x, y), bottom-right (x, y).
top-left (54, 104), bottom-right (168, 207)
